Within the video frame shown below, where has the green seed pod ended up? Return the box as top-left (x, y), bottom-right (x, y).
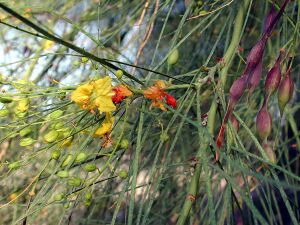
top-left (8, 161), bottom-right (21, 170)
top-left (44, 130), bottom-right (59, 143)
top-left (75, 152), bottom-right (87, 164)
top-left (20, 127), bottom-right (32, 137)
top-left (120, 139), bottom-right (129, 149)
top-left (167, 49), bottom-right (179, 65)
top-left (48, 110), bottom-right (63, 120)
top-left (115, 70), bottom-right (123, 79)
top-left (57, 170), bottom-right (69, 178)
top-left (0, 96), bottom-right (13, 103)
top-left (67, 177), bottom-right (82, 187)
top-left (20, 137), bottom-right (34, 147)
top-left (61, 154), bottom-right (73, 168)
top-left (84, 163), bottom-right (97, 172)
top-left (118, 170), bottom-right (128, 179)
top-left (84, 192), bottom-right (92, 201)
top-left (81, 57), bottom-right (89, 63)
top-left (54, 193), bottom-right (64, 201)
top-left (63, 202), bottom-right (70, 209)
top-left (51, 150), bottom-right (61, 160)
top-left (0, 109), bottom-right (9, 117)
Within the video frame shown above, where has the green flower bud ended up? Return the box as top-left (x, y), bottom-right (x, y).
top-left (115, 70), bottom-right (123, 79)
top-left (167, 49), bottom-right (179, 65)
top-left (61, 154), bottom-right (73, 168)
top-left (0, 109), bottom-right (9, 117)
top-left (20, 137), bottom-right (35, 147)
top-left (57, 170), bottom-right (69, 178)
top-left (48, 110), bottom-right (63, 120)
top-left (75, 152), bottom-right (87, 164)
top-left (0, 96), bottom-right (13, 103)
top-left (44, 130), bottom-right (59, 143)
top-left (8, 161), bottom-right (21, 170)
top-left (81, 57), bottom-right (89, 63)
top-left (84, 163), bottom-right (97, 172)
top-left (84, 192), bottom-right (92, 201)
top-left (120, 139), bottom-right (129, 149)
top-left (118, 170), bottom-right (128, 179)
top-left (63, 202), bottom-right (70, 209)
top-left (160, 132), bottom-right (169, 142)
top-left (20, 127), bottom-right (32, 137)
top-left (51, 150), bottom-right (61, 160)
top-left (67, 177), bottom-right (82, 187)
top-left (54, 193), bottom-right (64, 201)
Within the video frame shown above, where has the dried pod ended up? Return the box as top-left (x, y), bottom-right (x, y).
top-left (263, 143), bottom-right (276, 164)
top-left (263, 5), bottom-right (277, 34)
top-left (278, 67), bottom-right (294, 115)
top-left (256, 102), bottom-right (272, 142)
top-left (248, 61), bottom-right (263, 94)
top-left (229, 114), bottom-right (239, 132)
top-left (246, 38), bottom-right (266, 70)
top-left (263, 0), bottom-right (290, 37)
top-left (264, 51), bottom-right (283, 98)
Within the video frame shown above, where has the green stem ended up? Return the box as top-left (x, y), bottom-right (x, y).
top-left (207, 0), bottom-right (251, 134)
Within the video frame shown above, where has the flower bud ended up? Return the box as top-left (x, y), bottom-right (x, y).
top-left (44, 130), bottom-right (59, 143)
top-left (85, 192), bottom-right (92, 201)
top-left (67, 177), bottom-right (82, 187)
top-left (61, 154), bottom-right (73, 168)
top-left (47, 110), bottom-right (63, 120)
top-left (75, 152), bottom-right (87, 164)
top-left (8, 161), bottom-right (21, 170)
top-left (278, 68), bottom-right (294, 115)
top-left (54, 193), bottom-right (65, 201)
top-left (118, 170), bottom-right (128, 179)
top-left (84, 163), bottom-right (97, 172)
top-left (256, 103), bottom-right (272, 142)
top-left (120, 139), bottom-right (129, 149)
top-left (20, 127), bottom-right (32, 137)
top-left (167, 49), bottom-right (179, 65)
top-left (0, 109), bottom-right (9, 117)
top-left (264, 52), bottom-right (283, 98)
top-left (20, 137), bottom-right (35, 147)
top-left (0, 95), bottom-right (13, 103)
top-left (51, 150), bottom-right (61, 160)
top-left (57, 170), bottom-right (69, 178)
top-left (115, 70), bottom-right (123, 79)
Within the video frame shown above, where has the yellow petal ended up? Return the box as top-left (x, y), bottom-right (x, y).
top-left (71, 83), bottom-right (94, 108)
top-left (94, 113), bottom-right (114, 136)
top-left (95, 96), bottom-right (116, 113)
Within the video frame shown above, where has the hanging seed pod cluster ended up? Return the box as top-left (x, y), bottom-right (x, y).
top-left (216, 0), bottom-right (294, 161)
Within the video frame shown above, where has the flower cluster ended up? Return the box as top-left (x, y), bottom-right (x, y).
top-left (143, 80), bottom-right (177, 111)
top-left (71, 76), bottom-right (177, 147)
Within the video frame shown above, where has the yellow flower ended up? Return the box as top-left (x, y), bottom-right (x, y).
top-left (94, 76), bottom-right (116, 113)
top-left (94, 113), bottom-right (114, 137)
top-left (71, 76), bottom-right (116, 113)
top-left (71, 82), bottom-right (94, 110)
top-left (16, 99), bottom-right (30, 113)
